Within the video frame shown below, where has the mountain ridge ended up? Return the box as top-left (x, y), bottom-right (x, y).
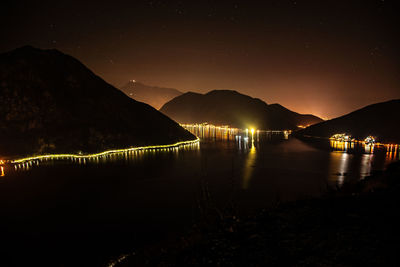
top-left (160, 90), bottom-right (323, 130)
top-left (120, 80), bottom-right (182, 109)
top-left (296, 99), bottom-right (400, 143)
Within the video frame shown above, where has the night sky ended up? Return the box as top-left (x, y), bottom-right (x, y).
top-left (2, 0), bottom-right (399, 118)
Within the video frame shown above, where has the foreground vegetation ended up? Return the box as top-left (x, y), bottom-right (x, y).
top-left (116, 161), bottom-right (400, 266)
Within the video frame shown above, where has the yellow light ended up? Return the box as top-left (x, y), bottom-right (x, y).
top-left (251, 128), bottom-right (255, 134)
top-left (10, 137), bottom-right (200, 164)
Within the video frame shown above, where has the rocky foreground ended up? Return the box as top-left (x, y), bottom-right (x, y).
top-left (119, 160), bottom-right (400, 266)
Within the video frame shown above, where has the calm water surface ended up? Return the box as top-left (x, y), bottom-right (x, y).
top-left (0, 130), bottom-right (398, 266)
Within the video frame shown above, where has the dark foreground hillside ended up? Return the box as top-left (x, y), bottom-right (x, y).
top-left (297, 99), bottom-right (400, 143)
top-left (120, 160), bottom-right (400, 266)
top-left (0, 46), bottom-right (195, 158)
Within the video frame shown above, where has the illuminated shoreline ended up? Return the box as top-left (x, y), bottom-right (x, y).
top-left (181, 123), bottom-right (292, 141)
top-left (180, 123), bottom-right (292, 135)
top-left (0, 137), bottom-right (200, 165)
top-left (302, 134), bottom-right (399, 148)
top-left (180, 123), bottom-right (292, 133)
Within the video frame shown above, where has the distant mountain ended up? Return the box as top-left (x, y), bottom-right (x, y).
top-left (296, 99), bottom-right (400, 143)
top-left (160, 90), bottom-right (323, 130)
top-left (120, 81), bottom-right (182, 110)
top-left (0, 46), bottom-right (195, 158)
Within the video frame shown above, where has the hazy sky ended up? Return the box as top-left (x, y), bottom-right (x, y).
top-left (2, 0), bottom-right (399, 118)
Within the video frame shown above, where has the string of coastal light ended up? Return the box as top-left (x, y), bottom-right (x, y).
top-left (329, 134), bottom-right (399, 158)
top-left (0, 138), bottom-right (200, 168)
top-left (330, 133), bottom-right (399, 148)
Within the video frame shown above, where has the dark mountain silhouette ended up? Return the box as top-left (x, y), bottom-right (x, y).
top-left (120, 81), bottom-right (182, 110)
top-left (160, 90), bottom-right (323, 130)
top-left (297, 99), bottom-right (400, 143)
top-left (0, 46), bottom-right (195, 158)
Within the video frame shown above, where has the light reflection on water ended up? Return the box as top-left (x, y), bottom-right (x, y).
top-left (1, 125), bottom-right (399, 191)
top-left (360, 153), bottom-right (373, 179)
top-left (242, 139), bottom-right (256, 190)
top-left (385, 144), bottom-right (398, 163)
top-left (182, 124), bottom-right (291, 142)
top-left (182, 124), bottom-right (294, 190)
top-left (329, 152), bottom-right (350, 186)
top-left (1, 127), bottom-right (399, 266)
top-left (328, 140), bottom-right (398, 186)
top-left (184, 125), bottom-right (399, 189)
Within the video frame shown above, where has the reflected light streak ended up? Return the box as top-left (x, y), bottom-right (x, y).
top-left (330, 140), bottom-right (349, 151)
top-left (360, 153), bottom-right (373, 180)
top-left (330, 140), bottom-right (376, 154)
top-left (384, 144), bottom-right (399, 163)
top-left (337, 153), bottom-right (349, 186)
top-left (181, 124), bottom-right (240, 141)
top-left (242, 139), bottom-right (256, 190)
top-left (329, 152), bottom-right (350, 187)
top-left (181, 123), bottom-right (292, 142)
top-left (364, 144), bottom-right (374, 154)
